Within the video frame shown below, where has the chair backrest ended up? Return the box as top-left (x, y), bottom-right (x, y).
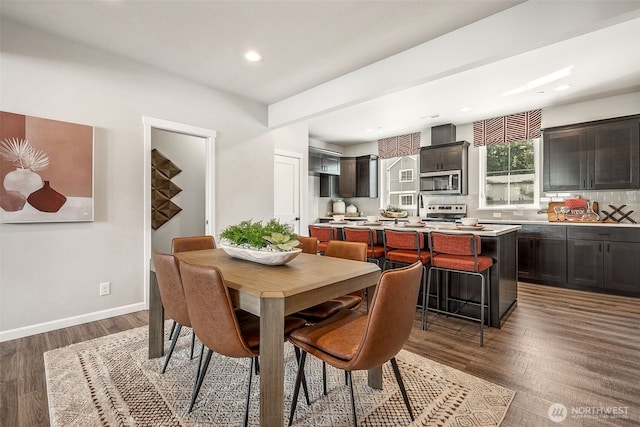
top-left (343, 227), bottom-right (378, 246)
top-left (172, 235), bottom-right (216, 253)
top-left (151, 252), bottom-right (191, 327)
top-left (348, 261), bottom-right (423, 370)
top-left (429, 232), bottom-right (481, 256)
top-left (296, 235), bottom-right (318, 254)
top-left (324, 240), bottom-right (367, 262)
top-left (383, 229), bottom-right (424, 251)
top-left (179, 261), bottom-right (254, 358)
top-left (308, 225), bottom-right (334, 242)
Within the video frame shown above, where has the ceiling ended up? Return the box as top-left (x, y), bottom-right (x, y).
top-left (2, 0), bottom-right (640, 145)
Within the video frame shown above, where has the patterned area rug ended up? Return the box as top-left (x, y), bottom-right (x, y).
top-left (44, 323), bottom-right (515, 426)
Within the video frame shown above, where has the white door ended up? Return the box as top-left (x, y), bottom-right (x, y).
top-left (274, 153), bottom-right (300, 234)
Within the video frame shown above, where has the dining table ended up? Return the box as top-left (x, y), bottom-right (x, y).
top-left (149, 248), bottom-right (381, 426)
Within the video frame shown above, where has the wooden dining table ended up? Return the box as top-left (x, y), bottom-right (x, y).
top-left (149, 248), bottom-right (381, 426)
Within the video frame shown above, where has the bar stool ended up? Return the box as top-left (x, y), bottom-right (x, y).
top-left (382, 229), bottom-right (431, 310)
top-left (422, 232), bottom-right (493, 346)
top-left (308, 225), bottom-right (335, 255)
top-left (343, 227), bottom-right (385, 265)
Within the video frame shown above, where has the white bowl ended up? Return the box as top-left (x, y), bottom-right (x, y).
top-left (460, 217), bottom-right (479, 226)
top-left (220, 244), bottom-right (302, 266)
top-left (333, 214), bottom-right (345, 222)
top-left (407, 216), bottom-right (422, 224)
top-left (366, 215), bottom-right (379, 223)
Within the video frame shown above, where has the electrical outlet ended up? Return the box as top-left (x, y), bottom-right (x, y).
top-left (99, 282), bottom-right (111, 296)
top-left (513, 210), bottom-right (524, 216)
top-left (493, 212), bottom-right (502, 218)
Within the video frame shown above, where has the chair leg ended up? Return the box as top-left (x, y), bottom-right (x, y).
top-left (288, 350), bottom-right (308, 426)
top-left (189, 330), bottom-right (196, 359)
top-left (189, 348), bottom-right (213, 412)
top-left (294, 346), bottom-right (311, 405)
top-left (390, 357), bottom-right (415, 421)
top-left (162, 323), bottom-right (182, 373)
top-left (168, 320), bottom-right (176, 341)
top-left (254, 356), bottom-right (260, 375)
top-left (422, 268), bottom-right (433, 330)
top-left (244, 358), bottom-right (254, 427)
top-left (480, 273), bottom-right (485, 347)
top-left (346, 371), bottom-right (358, 426)
top-left (322, 362), bottom-right (327, 395)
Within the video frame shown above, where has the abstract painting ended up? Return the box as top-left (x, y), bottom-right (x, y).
top-left (0, 111), bottom-right (94, 223)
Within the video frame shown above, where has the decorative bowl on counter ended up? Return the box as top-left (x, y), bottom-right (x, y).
top-left (220, 244), bottom-right (302, 266)
top-left (381, 210), bottom-right (407, 218)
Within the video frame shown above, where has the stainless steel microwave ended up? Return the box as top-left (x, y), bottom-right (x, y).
top-left (419, 170), bottom-right (466, 195)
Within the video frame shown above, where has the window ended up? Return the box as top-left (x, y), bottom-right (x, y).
top-left (381, 156), bottom-right (419, 213)
top-left (479, 139), bottom-right (540, 208)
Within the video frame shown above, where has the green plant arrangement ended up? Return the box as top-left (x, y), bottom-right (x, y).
top-left (219, 219), bottom-right (300, 252)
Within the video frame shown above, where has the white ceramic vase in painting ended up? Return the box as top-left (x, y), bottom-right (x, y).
top-left (3, 168), bottom-right (43, 197)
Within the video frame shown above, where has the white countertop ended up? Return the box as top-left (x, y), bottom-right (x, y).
top-left (312, 221), bottom-right (520, 237)
top-left (479, 219), bottom-right (640, 227)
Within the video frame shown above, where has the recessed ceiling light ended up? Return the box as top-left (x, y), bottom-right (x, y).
top-left (554, 84), bottom-right (572, 91)
top-left (243, 50), bottom-right (262, 62)
top-left (419, 114), bottom-right (440, 120)
top-left (459, 107), bottom-right (472, 112)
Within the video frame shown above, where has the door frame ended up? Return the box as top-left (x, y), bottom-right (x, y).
top-left (275, 149), bottom-right (307, 236)
top-left (143, 116), bottom-right (216, 308)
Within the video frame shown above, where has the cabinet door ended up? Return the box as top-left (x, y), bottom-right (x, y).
top-left (604, 241), bottom-right (640, 292)
top-left (517, 236), bottom-right (536, 280)
top-left (589, 120), bottom-right (640, 189)
top-left (419, 148), bottom-right (440, 173)
top-left (338, 157), bottom-right (356, 198)
top-left (319, 174), bottom-right (338, 198)
top-left (323, 155), bottom-right (340, 175)
top-left (355, 155), bottom-right (378, 197)
top-left (536, 238), bottom-right (567, 284)
top-left (543, 128), bottom-right (587, 191)
top-left (567, 239), bottom-right (604, 288)
top-left (441, 145), bottom-right (464, 170)
top-left (309, 151), bottom-right (324, 173)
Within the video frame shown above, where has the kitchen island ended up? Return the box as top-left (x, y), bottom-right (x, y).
top-left (311, 221), bottom-right (520, 327)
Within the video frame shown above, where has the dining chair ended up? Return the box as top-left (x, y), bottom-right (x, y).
top-left (296, 235), bottom-right (318, 254)
top-left (288, 261), bottom-right (423, 426)
top-left (422, 232), bottom-right (493, 346)
top-left (178, 261), bottom-right (307, 426)
top-left (151, 252), bottom-right (195, 373)
top-left (308, 225), bottom-right (335, 255)
top-left (343, 227), bottom-right (385, 265)
top-left (169, 235), bottom-right (217, 356)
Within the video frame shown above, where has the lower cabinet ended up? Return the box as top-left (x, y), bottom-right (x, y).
top-left (517, 225), bottom-right (567, 284)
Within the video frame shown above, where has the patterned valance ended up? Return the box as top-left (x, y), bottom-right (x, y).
top-left (378, 132), bottom-right (420, 159)
top-left (473, 109), bottom-right (542, 146)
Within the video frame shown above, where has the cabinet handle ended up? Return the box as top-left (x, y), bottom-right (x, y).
top-left (598, 243), bottom-right (602, 252)
top-left (607, 243), bottom-right (610, 253)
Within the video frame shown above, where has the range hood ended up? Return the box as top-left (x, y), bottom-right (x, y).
top-left (431, 123), bottom-right (457, 145)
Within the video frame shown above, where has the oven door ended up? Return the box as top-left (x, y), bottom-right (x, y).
top-left (420, 170), bottom-right (462, 194)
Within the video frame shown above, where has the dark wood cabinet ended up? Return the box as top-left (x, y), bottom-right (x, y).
top-left (567, 227), bottom-right (640, 294)
top-left (309, 149), bottom-right (340, 175)
top-left (543, 115), bottom-right (640, 191)
top-left (517, 225), bottom-right (567, 284)
top-left (419, 141), bottom-right (468, 173)
top-left (319, 174), bottom-right (338, 198)
top-left (338, 155), bottom-right (378, 198)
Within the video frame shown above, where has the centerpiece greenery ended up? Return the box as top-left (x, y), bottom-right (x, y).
top-left (219, 219), bottom-right (300, 252)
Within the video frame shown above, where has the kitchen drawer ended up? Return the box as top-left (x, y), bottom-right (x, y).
top-left (567, 226), bottom-right (640, 242)
top-left (518, 224), bottom-right (566, 238)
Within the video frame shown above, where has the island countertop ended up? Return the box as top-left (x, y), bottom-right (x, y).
top-left (311, 221), bottom-right (521, 237)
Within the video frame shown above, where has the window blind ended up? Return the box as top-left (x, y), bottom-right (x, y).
top-left (378, 132), bottom-right (420, 159)
top-left (473, 109), bottom-right (542, 146)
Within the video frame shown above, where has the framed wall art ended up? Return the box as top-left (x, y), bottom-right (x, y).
top-left (0, 111), bottom-right (94, 223)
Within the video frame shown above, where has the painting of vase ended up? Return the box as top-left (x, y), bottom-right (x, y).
top-left (0, 111), bottom-right (94, 222)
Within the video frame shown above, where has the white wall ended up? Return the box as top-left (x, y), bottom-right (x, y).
top-left (0, 19), bottom-right (287, 340)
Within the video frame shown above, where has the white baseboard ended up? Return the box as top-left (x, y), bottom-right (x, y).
top-left (0, 303), bottom-right (147, 343)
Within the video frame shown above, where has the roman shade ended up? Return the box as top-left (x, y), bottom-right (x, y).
top-left (473, 109), bottom-right (542, 146)
top-left (378, 132), bottom-right (421, 159)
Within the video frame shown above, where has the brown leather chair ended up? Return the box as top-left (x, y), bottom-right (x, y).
top-left (151, 252), bottom-right (194, 373)
top-left (295, 240), bottom-right (368, 322)
top-left (171, 235), bottom-right (216, 253)
top-left (343, 227), bottom-right (385, 265)
top-left (179, 261), bottom-right (307, 426)
top-left (308, 225), bottom-right (335, 255)
top-left (296, 235), bottom-right (318, 254)
top-left (288, 261), bottom-right (423, 426)
top-left (423, 232), bottom-right (493, 346)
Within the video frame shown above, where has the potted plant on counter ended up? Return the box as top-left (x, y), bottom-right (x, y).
top-left (219, 219), bottom-right (301, 265)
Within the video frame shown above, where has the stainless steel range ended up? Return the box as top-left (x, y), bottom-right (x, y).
top-left (423, 204), bottom-right (467, 222)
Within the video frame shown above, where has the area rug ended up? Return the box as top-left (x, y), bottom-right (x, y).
top-left (44, 323), bottom-right (515, 426)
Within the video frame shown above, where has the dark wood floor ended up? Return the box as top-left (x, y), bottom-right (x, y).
top-left (1, 282), bottom-right (638, 426)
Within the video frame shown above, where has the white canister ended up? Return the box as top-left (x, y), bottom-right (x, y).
top-left (333, 199), bottom-right (345, 214)
top-left (346, 204), bottom-right (357, 214)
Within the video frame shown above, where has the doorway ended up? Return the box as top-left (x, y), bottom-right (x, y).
top-left (143, 116), bottom-right (216, 309)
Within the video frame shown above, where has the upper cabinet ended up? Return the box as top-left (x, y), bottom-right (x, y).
top-left (543, 115), bottom-right (640, 191)
top-left (309, 148), bottom-right (340, 175)
top-left (419, 141), bottom-right (468, 173)
top-left (339, 155), bottom-right (378, 198)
